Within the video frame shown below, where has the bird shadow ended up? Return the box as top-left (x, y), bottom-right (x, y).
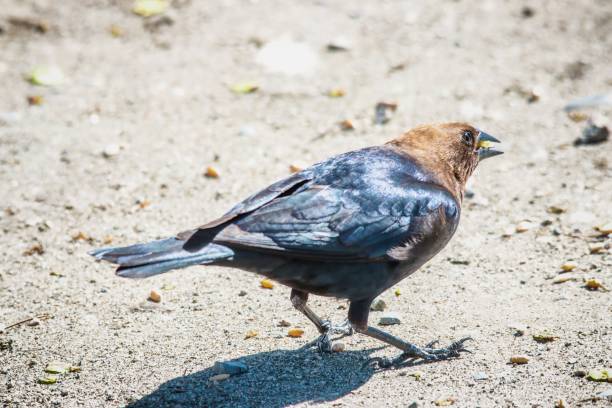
top-left (128, 347), bottom-right (382, 408)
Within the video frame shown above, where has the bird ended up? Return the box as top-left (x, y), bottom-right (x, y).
top-left (90, 122), bottom-right (502, 368)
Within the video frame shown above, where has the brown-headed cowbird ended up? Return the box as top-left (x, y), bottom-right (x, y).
top-left (91, 122), bottom-right (502, 367)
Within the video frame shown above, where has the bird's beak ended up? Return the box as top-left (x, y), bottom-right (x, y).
top-left (477, 131), bottom-right (503, 160)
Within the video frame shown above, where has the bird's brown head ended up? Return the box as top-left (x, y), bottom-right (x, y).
top-left (388, 122), bottom-right (502, 200)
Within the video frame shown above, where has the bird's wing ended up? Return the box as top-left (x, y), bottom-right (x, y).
top-left (214, 182), bottom-right (458, 262)
top-left (203, 147), bottom-right (460, 261)
top-left (179, 171), bottom-right (313, 248)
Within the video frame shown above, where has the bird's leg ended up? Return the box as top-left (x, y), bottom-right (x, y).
top-left (290, 289), bottom-right (353, 352)
top-left (348, 299), bottom-right (472, 369)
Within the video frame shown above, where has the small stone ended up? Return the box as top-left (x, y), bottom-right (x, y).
top-left (407, 402), bottom-right (419, 408)
top-left (331, 342), bottom-right (345, 352)
top-left (560, 262), bottom-right (577, 272)
top-left (148, 290), bottom-right (161, 303)
top-left (553, 275), bottom-right (577, 284)
top-left (260, 279), bottom-right (274, 289)
top-left (204, 166), bottom-right (220, 179)
top-left (596, 388), bottom-right (612, 401)
top-left (239, 125), bottom-right (257, 137)
top-left (27, 318), bottom-right (40, 327)
top-left (508, 323), bottom-right (526, 336)
top-left (596, 222), bottom-right (612, 235)
top-left (238, 290), bottom-right (247, 297)
top-left (244, 330), bottom-right (257, 339)
top-left (288, 165), bottom-right (302, 173)
top-left (213, 361), bottom-right (248, 375)
top-left (473, 371), bottom-right (488, 380)
top-left (326, 36), bottom-right (352, 52)
top-left (547, 206), bottom-right (566, 214)
top-left (434, 397), bottom-right (457, 406)
top-left (102, 144), bottom-right (120, 158)
top-left (210, 373), bottom-right (230, 382)
top-left (573, 370), bottom-right (587, 377)
top-left (589, 243), bottom-right (607, 254)
top-left (278, 319), bottom-right (291, 327)
top-left (287, 328), bottom-right (304, 338)
top-left (515, 221), bottom-right (534, 233)
top-left (510, 355), bottom-right (529, 364)
top-left (370, 298), bottom-right (387, 312)
top-left (339, 119), bottom-right (355, 131)
top-left (379, 312), bottom-right (401, 326)
top-left (555, 399), bottom-right (567, 408)
top-left (574, 123), bottom-right (609, 146)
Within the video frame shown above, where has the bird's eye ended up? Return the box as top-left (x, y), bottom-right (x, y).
top-left (461, 130), bottom-right (474, 145)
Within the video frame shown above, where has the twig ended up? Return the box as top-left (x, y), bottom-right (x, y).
top-left (5, 313), bottom-right (51, 330)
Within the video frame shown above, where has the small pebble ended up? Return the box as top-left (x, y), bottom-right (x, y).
top-left (238, 290), bottom-right (247, 296)
top-left (213, 361), bottom-right (248, 375)
top-left (102, 144), bottom-right (120, 158)
top-left (27, 318), bottom-right (40, 327)
top-left (515, 221), bottom-right (534, 233)
top-left (473, 371), bottom-right (488, 380)
top-left (596, 388), bottom-right (612, 401)
top-left (331, 342), bottom-right (345, 352)
top-left (379, 312), bottom-right (401, 326)
top-left (148, 290), bottom-right (161, 303)
top-left (260, 279), bottom-right (274, 289)
top-left (204, 166), bottom-right (220, 179)
top-left (574, 123), bottom-right (609, 146)
top-left (244, 330), bottom-right (257, 339)
top-left (239, 125), bottom-right (257, 137)
top-left (589, 243), bottom-right (606, 254)
top-left (560, 262), bottom-right (577, 272)
top-left (210, 373), bottom-right (230, 382)
top-left (510, 355), bottom-right (529, 364)
top-left (278, 320), bottom-right (291, 327)
top-left (287, 328), bottom-right (304, 338)
top-left (370, 298), bottom-right (387, 312)
top-left (596, 222), bottom-right (612, 235)
top-left (553, 275), bottom-right (577, 284)
top-left (554, 399), bottom-right (567, 408)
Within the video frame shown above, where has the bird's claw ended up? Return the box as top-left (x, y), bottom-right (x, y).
top-left (310, 320), bottom-right (354, 353)
top-left (367, 337), bottom-right (473, 369)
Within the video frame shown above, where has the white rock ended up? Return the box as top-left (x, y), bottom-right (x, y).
top-left (256, 37), bottom-right (319, 76)
top-left (102, 144), bottom-right (120, 158)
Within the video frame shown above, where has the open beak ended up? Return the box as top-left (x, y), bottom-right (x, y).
top-left (477, 131), bottom-right (503, 160)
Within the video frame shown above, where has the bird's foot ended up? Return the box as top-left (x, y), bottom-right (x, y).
top-left (304, 320), bottom-right (355, 353)
top-left (368, 337), bottom-right (473, 369)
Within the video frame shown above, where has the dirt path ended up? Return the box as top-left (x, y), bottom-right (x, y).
top-left (1, 1), bottom-right (611, 407)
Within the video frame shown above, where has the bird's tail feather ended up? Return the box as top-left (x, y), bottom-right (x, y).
top-left (89, 238), bottom-right (234, 279)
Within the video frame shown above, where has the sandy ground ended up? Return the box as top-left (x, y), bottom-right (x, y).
top-left (1, 1), bottom-right (611, 407)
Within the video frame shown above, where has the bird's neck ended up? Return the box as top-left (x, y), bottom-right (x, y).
top-left (387, 143), bottom-right (466, 202)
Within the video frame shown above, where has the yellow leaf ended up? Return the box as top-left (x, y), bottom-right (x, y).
top-left (328, 88), bottom-right (345, 97)
top-left (132, 0), bottom-right (168, 17)
top-left (287, 328), bottom-right (304, 338)
top-left (230, 82), bottom-right (259, 94)
top-left (260, 279), bottom-right (274, 289)
top-left (586, 369), bottom-right (611, 382)
top-left (28, 66), bottom-right (64, 86)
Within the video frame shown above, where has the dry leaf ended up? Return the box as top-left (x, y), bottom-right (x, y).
top-left (38, 375), bottom-right (58, 384)
top-left (110, 25), bottom-right (124, 37)
top-left (244, 330), bottom-right (258, 339)
top-left (394, 288), bottom-right (401, 297)
top-left (289, 165), bottom-right (302, 173)
top-left (532, 332), bottom-right (558, 343)
top-left (584, 278), bottom-right (608, 291)
top-left (586, 369), bottom-right (611, 382)
top-left (23, 243), bottom-right (44, 256)
top-left (553, 275), bottom-right (577, 284)
top-left (45, 362), bottom-right (70, 374)
top-left (560, 262), bottom-right (577, 272)
top-left (328, 88), bottom-right (345, 97)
